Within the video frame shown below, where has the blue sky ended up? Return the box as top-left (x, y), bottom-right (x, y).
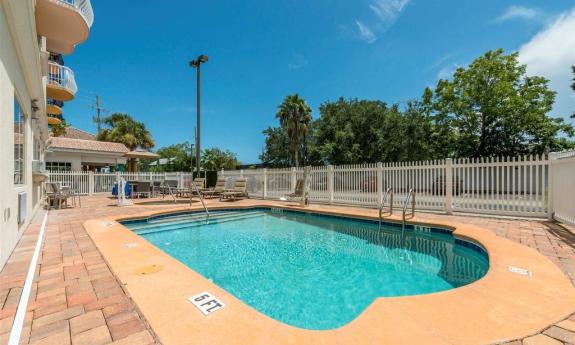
top-left (64, 0), bottom-right (575, 163)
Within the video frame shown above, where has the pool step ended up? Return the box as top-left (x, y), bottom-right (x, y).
top-left (131, 212), bottom-right (266, 235)
top-left (128, 211), bottom-right (250, 231)
top-left (128, 211), bottom-right (251, 231)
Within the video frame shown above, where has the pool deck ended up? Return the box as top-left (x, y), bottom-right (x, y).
top-left (1, 195), bottom-right (575, 345)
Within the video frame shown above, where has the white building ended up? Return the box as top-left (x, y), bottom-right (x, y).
top-left (0, 0), bottom-right (93, 269)
top-left (46, 128), bottom-right (129, 171)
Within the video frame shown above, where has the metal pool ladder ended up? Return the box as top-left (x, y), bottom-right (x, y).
top-left (190, 180), bottom-right (209, 217)
top-left (402, 189), bottom-right (415, 227)
top-left (378, 187), bottom-right (393, 226)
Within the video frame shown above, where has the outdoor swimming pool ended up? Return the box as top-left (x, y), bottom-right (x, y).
top-left (122, 208), bottom-right (489, 330)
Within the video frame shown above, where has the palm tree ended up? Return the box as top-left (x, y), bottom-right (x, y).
top-left (276, 94), bottom-right (312, 167)
top-left (97, 113), bottom-right (154, 171)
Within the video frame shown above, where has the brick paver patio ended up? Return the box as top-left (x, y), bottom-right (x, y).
top-left (1, 195), bottom-right (574, 345)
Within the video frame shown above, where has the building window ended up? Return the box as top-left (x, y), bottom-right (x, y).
top-left (14, 98), bottom-right (25, 184)
top-left (46, 162), bottom-right (71, 171)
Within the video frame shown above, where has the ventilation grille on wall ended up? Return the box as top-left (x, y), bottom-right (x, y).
top-left (18, 192), bottom-right (27, 224)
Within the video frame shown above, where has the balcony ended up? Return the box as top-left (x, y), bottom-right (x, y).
top-left (35, 0), bottom-right (94, 55)
top-left (47, 62), bottom-right (77, 101)
top-left (47, 99), bottom-right (63, 116)
top-left (47, 114), bottom-right (63, 125)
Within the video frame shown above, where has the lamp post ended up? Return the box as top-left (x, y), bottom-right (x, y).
top-left (189, 54), bottom-right (208, 176)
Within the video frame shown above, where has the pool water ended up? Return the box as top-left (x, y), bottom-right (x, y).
top-left (123, 209), bottom-right (488, 330)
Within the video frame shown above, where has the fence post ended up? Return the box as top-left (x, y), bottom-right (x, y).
top-left (88, 171), bottom-right (94, 196)
top-left (291, 167), bottom-right (297, 191)
top-left (328, 165), bottom-right (334, 204)
top-left (445, 158), bottom-right (453, 214)
top-left (263, 168), bottom-right (268, 199)
top-left (376, 162), bottom-right (383, 208)
top-left (177, 172), bottom-right (183, 189)
top-left (548, 156), bottom-right (554, 221)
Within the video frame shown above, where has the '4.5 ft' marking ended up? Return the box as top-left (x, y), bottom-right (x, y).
top-left (189, 292), bottom-right (225, 315)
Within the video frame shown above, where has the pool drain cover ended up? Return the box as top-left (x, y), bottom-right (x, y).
top-left (134, 264), bottom-right (163, 275)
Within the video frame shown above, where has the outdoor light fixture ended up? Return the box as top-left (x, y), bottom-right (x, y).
top-left (189, 54), bottom-right (209, 175)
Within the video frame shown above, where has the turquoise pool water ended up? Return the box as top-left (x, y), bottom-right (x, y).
top-left (123, 209), bottom-right (488, 330)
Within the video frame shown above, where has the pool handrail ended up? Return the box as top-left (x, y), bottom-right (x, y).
top-left (379, 187), bottom-right (393, 225)
top-left (402, 189), bottom-right (415, 226)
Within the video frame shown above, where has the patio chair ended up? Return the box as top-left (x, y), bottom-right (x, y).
top-left (134, 181), bottom-right (152, 198)
top-left (202, 177), bottom-right (227, 199)
top-left (45, 182), bottom-right (72, 209)
top-left (220, 177), bottom-right (248, 201)
top-left (151, 181), bottom-right (162, 197)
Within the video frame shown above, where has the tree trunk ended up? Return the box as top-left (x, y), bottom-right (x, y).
top-left (294, 148), bottom-right (299, 168)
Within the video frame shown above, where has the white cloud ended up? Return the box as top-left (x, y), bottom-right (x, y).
top-left (369, 0), bottom-right (410, 25)
top-left (518, 7), bottom-right (575, 119)
top-left (288, 54), bottom-right (309, 70)
top-left (497, 5), bottom-right (540, 22)
top-left (436, 63), bottom-right (459, 80)
top-left (355, 20), bottom-right (377, 44)
top-left (349, 0), bottom-right (410, 44)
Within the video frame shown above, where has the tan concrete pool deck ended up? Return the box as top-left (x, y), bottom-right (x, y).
top-left (2, 196), bottom-right (575, 345)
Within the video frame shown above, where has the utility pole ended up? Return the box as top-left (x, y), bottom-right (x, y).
top-left (91, 95), bottom-right (103, 135)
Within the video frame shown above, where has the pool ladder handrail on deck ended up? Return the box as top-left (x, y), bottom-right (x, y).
top-left (402, 189), bottom-right (415, 226)
top-left (378, 188), bottom-right (393, 226)
top-left (189, 180), bottom-right (210, 216)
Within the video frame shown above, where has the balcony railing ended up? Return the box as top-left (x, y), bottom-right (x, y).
top-left (57, 0), bottom-right (94, 28)
top-left (48, 62), bottom-right (78, 96)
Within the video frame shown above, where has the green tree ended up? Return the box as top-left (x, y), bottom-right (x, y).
top-left (97, 113), bottom-right (155, 172)
top-left (571, 66), bottom-right (575, 119)
top-left (275, 94), bottom-right (312, 167)
top-left (97, 113), bottom-right (154, 150)
top-left (260, 126), bottom-right (292, 167)
top-left (423, 49), bottom-right (574, 157)
top-left (49, 119), bottom-right (70, 137)
top-left (152, 141), bottom-right (194, 172)
top-left (313, 98), bottom-right (407, 164)
top-left (201, 148), bottom-right (240, 171)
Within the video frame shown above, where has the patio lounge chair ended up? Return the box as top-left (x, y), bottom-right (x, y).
top-left (161, 180), bottom-right (179, 198)
top-left (220, 177), bottom-right (248, 201)
top-left (134, 181), bottom-right (152, 198)
top-left (188, 177), bottom-right (206, 196)
top-left (202, 177), bottom-right (227, 199)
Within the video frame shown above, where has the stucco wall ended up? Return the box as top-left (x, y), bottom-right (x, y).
top-left (0, 0), bottom-right (45, 270)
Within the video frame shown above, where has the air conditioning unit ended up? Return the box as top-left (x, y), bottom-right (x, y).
top-left (32, 160), bottom-right (46, 173)
top-left (18, 192), bottom-right (27, 224)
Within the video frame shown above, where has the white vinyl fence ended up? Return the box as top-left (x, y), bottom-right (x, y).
top-left (46, 151), bottom-right (575, 223)
top-left (220, 155), bottom-right (553, 218)
top-left (549, 150), bottom-right (575, 226)
top-left (48, 171), bottom-right (195, 195)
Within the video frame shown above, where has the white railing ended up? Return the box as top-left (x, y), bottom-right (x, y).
top-left (48, 171), bottom-right (197, 196)
top-left (57, 0), bottom-right (94, 27)
top-left (220, 155), bottom-right (552, 217)
top-left (48, 62), bottom-right (78, 95)
top-left (550, 150), bottom-right (575, 225)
